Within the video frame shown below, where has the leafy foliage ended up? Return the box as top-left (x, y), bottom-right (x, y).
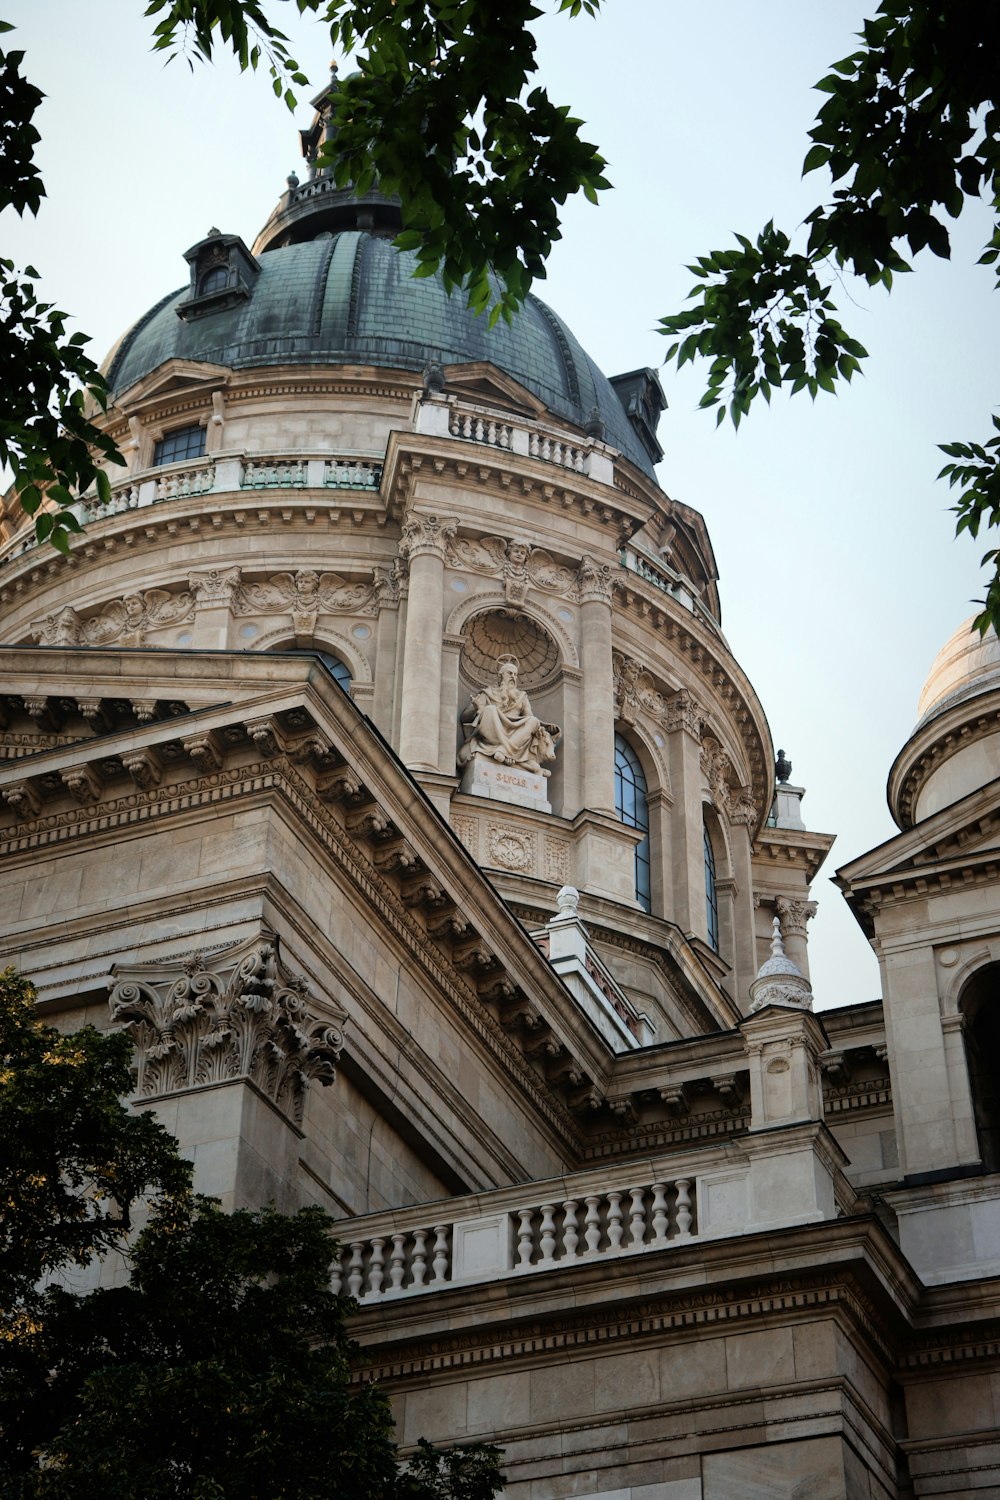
top-left (0, 1199), bottom-right (504, 1499)
top-left (0, 967), bottom-right (190, 1309)
top-left (658, 1), bottom-right (1000, 627)
top-left (145, 0), bottom-right (609, 322)
top-left (0, 30), bottom-right (122, 555)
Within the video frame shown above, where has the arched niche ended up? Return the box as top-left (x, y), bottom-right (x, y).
top-left (959, 963), bottom-right (1000, 1172)
top-left (452, 602), bottom-right (570, 813)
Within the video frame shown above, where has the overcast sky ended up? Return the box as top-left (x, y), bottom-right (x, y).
top-left (4, 0), bottom-right (997, 1009)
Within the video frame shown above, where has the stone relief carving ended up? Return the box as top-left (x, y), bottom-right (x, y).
top-left (32, 590), bottom-right (195, 648)
top-left (700, 735), bottom-right (734, 810)
top-left (457, 656), bottom-right (561, 776)
top-left (612, 652), bottom-right (670, 726)
top-left (446, 534), bottom-right (576, 604)
top-left (109, 931), bottom-right (345, 1126)
top-left (486, 825), bottom-right (536, 873)
top-left (232, 570), bottom-right (377, 633)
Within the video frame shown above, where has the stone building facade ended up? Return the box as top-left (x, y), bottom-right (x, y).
top-left (2, 83), bottom-right (1000, 1500)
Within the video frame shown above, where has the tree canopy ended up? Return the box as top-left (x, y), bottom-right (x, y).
top-left (0, 970), bottom-right (504, 1499)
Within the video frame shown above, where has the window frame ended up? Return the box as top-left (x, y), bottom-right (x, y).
top-left (614, 732), bottom-right (651, 913)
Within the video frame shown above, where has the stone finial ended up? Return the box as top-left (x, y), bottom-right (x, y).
top-left (555, 885), bottom-right (580, 920)
top-left (775, 748), bottom-right (792, 784)
top-left (747, 917), bottom-right (814, 1013)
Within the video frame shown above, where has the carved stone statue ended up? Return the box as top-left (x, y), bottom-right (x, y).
top-left (458, 656), bottom-right (561, 776)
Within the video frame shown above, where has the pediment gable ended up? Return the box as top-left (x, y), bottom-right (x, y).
top-left (441, 362), bottom-right (549, 420)
top-left (116, 357), bottom-right (233, 409)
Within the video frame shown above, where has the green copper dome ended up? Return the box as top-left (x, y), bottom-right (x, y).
top-left (105, 232), bottom-right (660, 478)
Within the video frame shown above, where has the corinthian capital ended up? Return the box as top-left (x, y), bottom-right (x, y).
top-left (575, 554), bottom-right (615, 604)
top-left (774, 897), bottom-right (818, 937)
top-left (399, 512), bottom-right (459, 563)
top-left (664, 688), bottom-right (703, 738)
top-left (109, 931), bottom-right (346, 1126)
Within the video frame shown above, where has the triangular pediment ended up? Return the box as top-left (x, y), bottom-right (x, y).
top-left (441, 362), bottom-right (549, 420)
top-left (836, 774), bottom-right (1000, 931)
top-left (117, 358), bottom-right (233, 409)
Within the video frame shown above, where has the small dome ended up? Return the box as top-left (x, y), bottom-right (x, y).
top-left (916, 617), bottom-right (1000, 728)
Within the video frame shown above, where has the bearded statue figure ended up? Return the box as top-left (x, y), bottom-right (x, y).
top-left (458, 657), bottom-right (561, 776)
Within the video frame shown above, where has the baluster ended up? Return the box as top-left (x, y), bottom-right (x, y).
top-left (628, 1187), bottom-right (647, 1248)
top-left (561, 1199), bottom-right (579, 1260)
top-left (410, 1229), bottom-right (428, 1288)
top-left (431, 1224), bottom-right (449, 1283)
top-left (583, 1195), bottom-right (602, 1256)
top-left (330, 1255), bottom-right (343, 1296)
top-left (368, 1237), bottom-right (385, 1296)
top-left (389, 1232), bottom-right (407, 1291)
top-left (347, 1241), bottom-right (365, 1298)
top-left (515, 1209), bottom-right (534, 1268)
top-left (607, 1192), bottom-right (624, 1251)
top-left (539, 1204), bottom-right (557, 1266)
top-left (650, 1183), bottom-right (669, 1246)
top-left (675, 1178), bottom-right (693, 1238)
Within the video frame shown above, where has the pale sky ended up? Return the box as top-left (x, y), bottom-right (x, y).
top-left (4, 0), bottom-right (997, 1009)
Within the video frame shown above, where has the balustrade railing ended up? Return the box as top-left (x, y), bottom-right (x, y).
top-left (448, 409), bottom-right (514, 450)
top-left (240, 457), bottom-right (307, 489)
top-left (528, 430), bottom-right (586, 473)
top-left (618, 545), bottom-right (720, 633)
top-left (331, 1171), bottom-right (696, 1304)
top-left (0, 451), bottom-right (386, 567)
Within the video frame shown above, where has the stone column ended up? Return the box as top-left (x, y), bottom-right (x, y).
top-left (728, 796), bottom-right (760, 999)
top-left (397, 513), bottom-right (457, 772)
top-left (775, 895), bottom-right (817, 980)
top-left (577, 556), bottom-right (616, 815)
top-left (664, 689), bottom-right (706, 937)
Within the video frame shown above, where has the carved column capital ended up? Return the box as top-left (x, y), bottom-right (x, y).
top-left (189, 566), bottom-right (242, 606)
top-left (109, 931), bottom-right (346, 1126)
top-left (575, 554), bottom-right (615, 605)
top-left (399, 512), bottom-right (459, 564)
top-left (775, 897), bottom-right (818, 937)
top-left (663, 688), bottom-right (703, 738)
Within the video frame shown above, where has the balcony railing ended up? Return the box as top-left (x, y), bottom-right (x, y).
top-left (0, 451), bottom-right (384, 567)
top-left (618, 544), bottom-right (720, 632)
top-left (331, 1166), bottom-right (697, 1304)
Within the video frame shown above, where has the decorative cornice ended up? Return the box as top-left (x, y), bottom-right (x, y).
top-left (109, 929), bottom-right (345, 1125)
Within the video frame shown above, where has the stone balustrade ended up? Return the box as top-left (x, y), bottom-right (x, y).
top-left (422, 395), bottom-right (615, 484)
top-left (330, 1167), bottom-right (698, 1304)
top-left (0, 451), bottom-right (385, 566)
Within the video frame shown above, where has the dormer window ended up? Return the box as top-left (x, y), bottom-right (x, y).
top-left (153, 424), bottom-right (206, 467)
top-left (176, 228), bottom-right (260, 321)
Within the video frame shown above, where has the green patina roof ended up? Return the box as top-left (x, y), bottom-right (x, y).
top-left (106, 233), bottom-right (656, 478)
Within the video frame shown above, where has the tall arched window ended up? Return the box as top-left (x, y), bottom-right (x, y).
top-left (960, 964), bottom-right (1000, 1171)
top-left (704, 820), bottom-right (719, 952)
top-left (614, 733), bottom-right (651, 913)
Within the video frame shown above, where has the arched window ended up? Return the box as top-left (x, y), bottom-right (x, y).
top-left (614, 733), bottom-right (651, 913)
top-left (704, 820), bottom-right (719, 952)
top-left (200, 265), bottom-right (229, 296)
top-left (319, 651), bottom-right (352, 693)
top-left (960, 964), bottom-right (1000, 1171)
top-left (153, 424), bottom-right (206, 467)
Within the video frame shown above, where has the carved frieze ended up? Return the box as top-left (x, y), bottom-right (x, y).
top-left (446, 534), bottom-right (576, 604)
top-left (31, 589), bottom-right (195, 648)
top-left (109, 932), bottom-right (345, 1126)
top-left (231, 570), bottom-right (377, 634)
